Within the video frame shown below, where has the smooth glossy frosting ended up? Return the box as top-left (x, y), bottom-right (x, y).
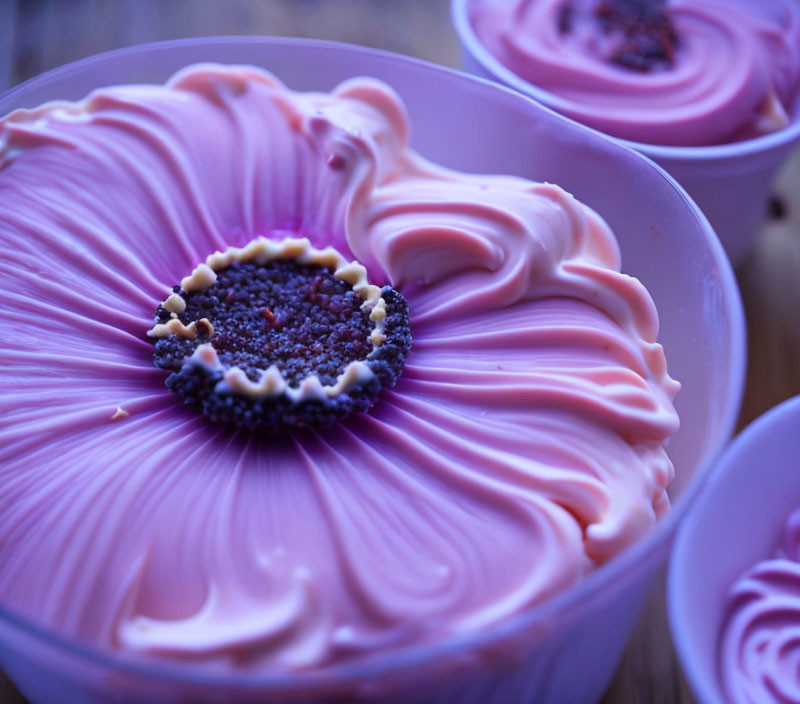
top-left (0, 64), bottom-right (679, 672)
top-left (470, 0), bottom-right (800, 146)
top-left (719, 507), bottom-right (800, 704)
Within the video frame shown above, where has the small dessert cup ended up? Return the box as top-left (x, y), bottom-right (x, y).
top-left (452, 0), bottom-right (800, 265)
top-left (0, 36), bottom-right (744, 704)
top-left (669, 395), bottom-right (800, 704)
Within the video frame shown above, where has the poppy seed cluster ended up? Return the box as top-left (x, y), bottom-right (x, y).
top-left (152, 260), bottom-right (411, 432)
top-left (558, 0), bottom-right (679, 73)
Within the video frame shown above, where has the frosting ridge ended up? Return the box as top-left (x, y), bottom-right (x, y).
top-left (0, 64), bottom-right (678, 671)
top-left (719, 507), bottom-right (800, 704)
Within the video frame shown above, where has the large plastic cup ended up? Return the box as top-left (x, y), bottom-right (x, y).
top-left (451, 0), bottom-right (800, 265)
top-left (669, 395), bottom-right (800, 704)
top-left (0, 37), bottom-right (745, 704)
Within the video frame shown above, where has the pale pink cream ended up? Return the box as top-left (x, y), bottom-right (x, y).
top-left (470, 0), bottom-right (800, 146)
top-left (719, 507), bottom-right (800, 704)
top-left (0, 65), bottom-right (678, 672)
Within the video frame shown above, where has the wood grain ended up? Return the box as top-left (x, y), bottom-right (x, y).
top-left (3, 1), bottom-right (799, 702)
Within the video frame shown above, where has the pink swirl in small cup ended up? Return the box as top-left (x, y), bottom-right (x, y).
top-left (719, 507), bottom-right (800, 704)
top-left (470, 0), bottom-right (800, 146)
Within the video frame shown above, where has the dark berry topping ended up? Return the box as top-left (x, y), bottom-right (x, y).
top-left (593, 0), bottom-right (679, 72)
top-left (558, 4), bottom-right (576, 35)
top-left (151, 258), bottom-right (411, 433)
top-left (767, 195), bottom-right (787, 221)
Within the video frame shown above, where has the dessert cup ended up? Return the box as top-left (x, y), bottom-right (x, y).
top-left (0, 36), bottom-right (745, 704)
top-left (452, 0), bottom-right (800, 265)
top-left (669, 395), bottom-right (800, 704)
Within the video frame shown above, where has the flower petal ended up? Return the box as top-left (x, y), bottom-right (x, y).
top-left (398, 299), bottom-right (676, 563)
top-left (0, 65), bottom-right (411, 299)
top-left (0, 65), bottom-right (679, 674)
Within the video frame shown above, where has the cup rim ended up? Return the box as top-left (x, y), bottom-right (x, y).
top-left (0, 34), bottom-right (747, 691)
top-left (451, 0), bottom-right (800, 161)
top-left (668, 394), bottom-right (800, 704)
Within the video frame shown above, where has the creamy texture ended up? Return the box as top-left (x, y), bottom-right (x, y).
top-left (719, 507), bottom-right (800, 704)
top-left (470, 0), bottom-right (800, 145)
top-left (0, 64), bottom-right (678, 672)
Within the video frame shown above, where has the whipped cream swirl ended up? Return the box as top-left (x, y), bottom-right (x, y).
top-left (0, 65), bottom-right (678, 672)
top-left (719, 507), bottom-right (800, 704)
top-left (470, 0), bottom-right (800, 145)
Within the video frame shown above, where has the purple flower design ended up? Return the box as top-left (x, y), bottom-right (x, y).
top-left (0, 65), bottom-right (678, 670)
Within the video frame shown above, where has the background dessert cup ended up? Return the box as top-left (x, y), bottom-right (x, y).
top-left (669, 394), bottom-right (800, 704)
top-left (452, 0), bottom-right (800, 265)
top-left (0, 36), bottom-right (745, 704)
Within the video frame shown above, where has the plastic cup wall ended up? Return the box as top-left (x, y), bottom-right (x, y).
top-left (641, 143), bottom-right (798, 265)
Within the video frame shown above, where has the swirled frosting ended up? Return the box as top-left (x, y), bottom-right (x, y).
top-left (0, 64), bottom-right (678, 672)
top-left (470, 0), bottom-right (800, 146)
top-left (719, 508), bottom-right (800, 703)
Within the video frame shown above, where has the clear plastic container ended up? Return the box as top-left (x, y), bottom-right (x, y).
top-left (0, 36), bottom-right (745, 704)
top-left (669, 395), bottom-right (800, 704)
top-left (452, 0), bottom-right (800, 265)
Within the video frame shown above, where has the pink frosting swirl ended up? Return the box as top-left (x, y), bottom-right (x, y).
top-left (470, 0), bottom-right (800, 146)
top-left (0, 65), bottom-right (678, 672)
top-left (719, 508), bottom-right (800, 703)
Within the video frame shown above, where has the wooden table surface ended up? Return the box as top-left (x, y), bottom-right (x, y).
top-left (2, 1), bottom-right (799, 702)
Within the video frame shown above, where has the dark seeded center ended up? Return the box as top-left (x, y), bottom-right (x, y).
top-left (559, 0), bottom-right (679, 73)
top-left (151, 253), bottom-right (412, 433)
top-left (159, 260), bottom-right (373, 386)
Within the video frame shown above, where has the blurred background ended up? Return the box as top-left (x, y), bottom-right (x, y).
top-left (2, 0), bottom-right (460, 88)
top-left (2, 1), bottom-right (800, 703)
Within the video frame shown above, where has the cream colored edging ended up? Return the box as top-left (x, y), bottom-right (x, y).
top-left (148, 237), bottom-right (388, 402)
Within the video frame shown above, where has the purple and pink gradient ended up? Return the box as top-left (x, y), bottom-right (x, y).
top-left (719, 508), bottom-right (800, 704)
top-left (0, 64), bottom-right (678, 672)
top-left (470, 0), bottom-right (800, 146)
